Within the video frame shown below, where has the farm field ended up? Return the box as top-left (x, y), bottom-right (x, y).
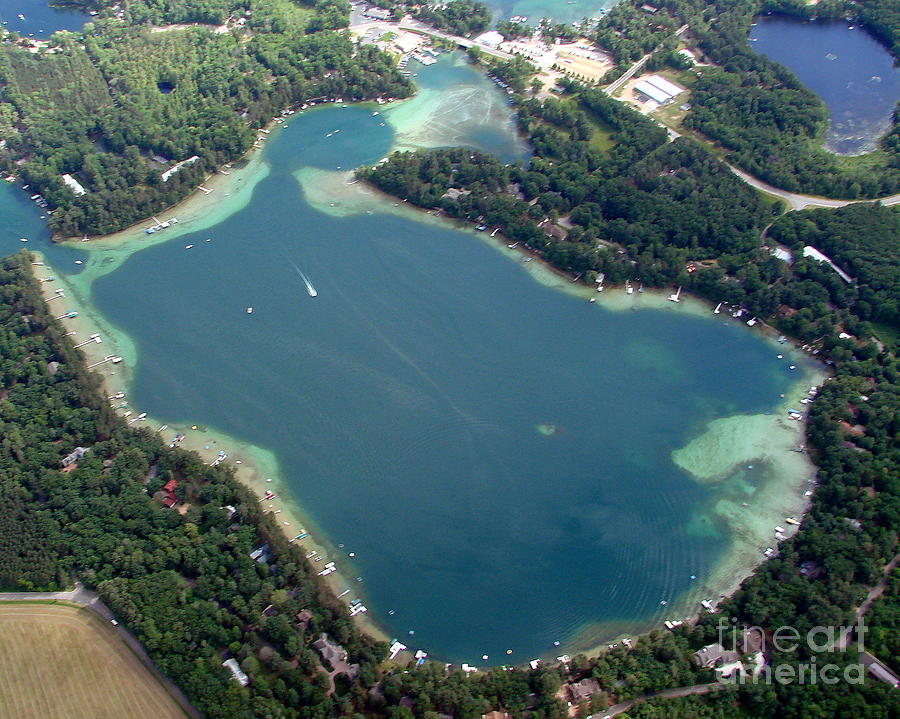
top-left (0, 603), bottom-right (186, 719)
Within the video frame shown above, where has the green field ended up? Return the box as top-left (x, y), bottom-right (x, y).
top-left (0, 603), bottom-right (186, 719)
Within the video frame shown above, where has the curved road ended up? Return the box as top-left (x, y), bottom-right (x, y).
top-left (356, 17), bottom-right (900, 212)
top-left (727, 165), bottom-right (900, 211)
top-left (0, 583), bottom-right (201, 719)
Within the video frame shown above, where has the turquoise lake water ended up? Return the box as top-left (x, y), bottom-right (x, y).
top-left (0, 0), bottom-right (90, 36)
top-left (0, 57), bottom-right (808, 663)
top-left (483, 0), bottom-right (615, 25)
top-left (749, 16), bottom-right (900, 155)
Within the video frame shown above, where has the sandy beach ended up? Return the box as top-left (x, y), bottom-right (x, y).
top-left (32, 75), bottom-right (830, 665)
top-left (34, 251), bottom-right (391, 646)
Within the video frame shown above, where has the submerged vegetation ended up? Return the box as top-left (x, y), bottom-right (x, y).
top-left (363, 26), bottom-right (900, 713)
top-left (2, 0), bottom-right (900, 717)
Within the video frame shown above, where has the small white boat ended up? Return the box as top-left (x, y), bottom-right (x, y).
top-left (19, 237), bottom-right (28, 242)
top-left (185, 244), bottom-right (193, 249)
top-left (714, 302), bottom-right (722, 314)
top-left (246, 307), bottom-right (253, 314)
top-left (668, 287), bottom-right (681, 302)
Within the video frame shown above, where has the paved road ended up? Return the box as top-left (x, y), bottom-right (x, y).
top-left (605, 25), bottom-right (688, 95)
top-left (0, 584), bottom-right (201, 719)
top-left (727, 165), bottom-right (900, 211)
top-left (601, 683), bottom-right (719, 717)
top-left (350, 18), bottom-right (516, 61)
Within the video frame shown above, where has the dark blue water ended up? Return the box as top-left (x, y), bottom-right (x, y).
top-left (750, 16), bottom-right (900, 155)
top-left (78, 105), bottom-right (797, 663)
top-left (0, 0), bottom-right (90, 36)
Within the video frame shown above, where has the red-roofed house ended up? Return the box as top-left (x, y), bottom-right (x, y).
top-left (162, 479), bottom-right (178, 508)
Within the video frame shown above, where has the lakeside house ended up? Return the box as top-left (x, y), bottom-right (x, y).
top-left (313, 633), bottom-right (360, 680)
top-left (313, 634), bottom-right (348, 666)
top-left (161, 478), bottom-right (178, 508)
top-left (567, 677), bottom-right (602, 703)
top-left (61, 446), bottom-right (88, 468)
top-left (161, 155), bottom-right (200, 182)
top-left (61, 174), bottom-right (87, 196)
top-left (249, 543), bottom-right (271, 563)
top-left (692, 642), bottom-right (741, 670)
top-left (802, 246), bottom-right (853, 284)
top-left (222, 658), bottom-right (249, 686)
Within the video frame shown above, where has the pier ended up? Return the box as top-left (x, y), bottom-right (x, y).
top-left (73, 333), bottom-right (102, 349)
top-left (86, 355), bottom-right (122, 369)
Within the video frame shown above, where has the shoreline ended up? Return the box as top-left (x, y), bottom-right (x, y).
top-left (299, 172), bottom-right (834, 661)
top-left (57, 137), bottom-right (272, 252)
top-left (31, 83), bottom-right (832, 667)
top-left (35, 234), bottom-right (828, 665)
top-left (33, 251), bottom-right (392, 648)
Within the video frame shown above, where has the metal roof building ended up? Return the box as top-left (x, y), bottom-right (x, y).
top-left (645, 74), bottom-right (684, 97)
top-left (633, 80), bottom-right (671, 104)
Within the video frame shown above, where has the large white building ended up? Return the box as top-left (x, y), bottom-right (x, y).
top-left (474, 30), bottom-right (505, 48)
top-left (634, 74), bottom-right (685, 106)
top-left (61, 173), bottom-right (87, 196)
top-left (633, 80), bottom-right (671, 104)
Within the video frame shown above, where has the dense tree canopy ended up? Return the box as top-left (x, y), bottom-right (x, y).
top-left (0, 1), bottom-right (411, 236)
top-left (413, 1), bottom-right (491, 38)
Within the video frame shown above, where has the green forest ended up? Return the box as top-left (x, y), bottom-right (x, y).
top-left (593, 0), bottom-right (900, 199)
top-left (0, 0), bottom-right (410, 237)
top-left (413, 0), bottom-right (491, 37)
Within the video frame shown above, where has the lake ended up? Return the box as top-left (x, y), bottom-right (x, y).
top-left (0, 0), bottom-right (90, 36)
top-left (749, 16), bottom-right (900, 155)
top-left (0, 54), bottom-right (818, 664)
top-left (482, 0), bottom-right (615, 25)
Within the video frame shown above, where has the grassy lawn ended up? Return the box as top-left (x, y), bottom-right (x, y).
top-left (587, 115), bottom-right (617, 152)
top-left (653, 94), bottom-right (691, 132)
top-left (872, 321), bottom-right (899, 353)
top-left (0, 603), bottom-right (187, 719)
